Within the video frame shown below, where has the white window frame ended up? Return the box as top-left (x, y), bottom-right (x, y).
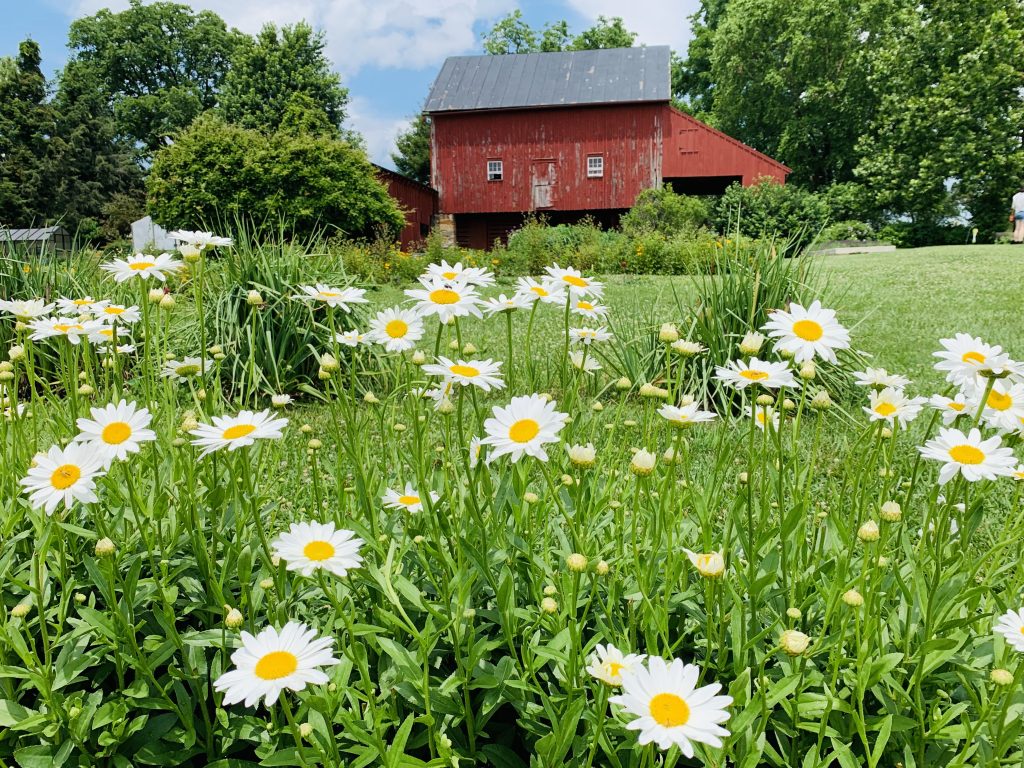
top-left (587, 155), bottom-right (604, 178)
top-left (487, 159), bottom-right (503, 181)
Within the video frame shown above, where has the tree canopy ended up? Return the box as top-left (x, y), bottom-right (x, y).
top-left (482, 12), bottom-right (638, 55)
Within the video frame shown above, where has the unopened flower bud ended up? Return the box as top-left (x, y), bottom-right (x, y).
top-left (659, 323), bottom-right (680, 343)
top-left (308, 439), bottom-right (322, 450)
top-left (363, 391), bottom-right (379, 404)
top-left (95, 537), bottom-right (116, 557)
top-left (321, 354), bottom-right (340, 372)
top-left (630, 449), bottom-right (656, 476)
top-left (462, 342), bottom-right (477, 355)
top-left (596, 560), bottom-right (609, 576)
top-left (880, 501), bottom-right (902, 522)
top-left (756, 393), bottom-right (774, 407)
top-left (615, 376), bottom-right (632, 391)
top-left (799, 362), bottom-right (816, 380)
top-left (858, 520), bottom-right (880, 542)
top-left (259, 578), bottom-right (274, 590)
top-left (543, 584), bottom-right (557, 597)
top-left (523, 492), bottom-right (539, 504)
top-left (225, 607), bottom-right (244, 628)
top-left (11, 602), bottom-right (31, 618)
top-left (8, 345), bottom-right (24, 362)
top-left (566, 553), bottom-right (588, 572)
top-left (567, 443), bottom-right (596, 468)
top-left (991, 668), bottom-right (1014, 686)
top-left (540, 597), bottom-right (558, 614)
top-left (843, 589), bottom-right (864, 607)
top-left (159, 294), bottom-right (175, 310)
top-left (739, 331), bottom-right (765, 356)
top-left (298, 722), bottom-right (313, 739)
top-left (411, 350), bottom-right (426, 365)
top-left (786, 607), bottom-right (802, 620)
top-left (780, 629), bottom-right (810, 656)
top-left (148, 288), bottom-right (164, 304)
top-left (246, 290), bottom-right (264, 307)
top-left (810, 390), bottom-right (832, 410)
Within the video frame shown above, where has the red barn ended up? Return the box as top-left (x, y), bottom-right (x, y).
top-left (374, 165), bottom-right (437, 251)
top-left (425, 46), bottom-right (789, 250)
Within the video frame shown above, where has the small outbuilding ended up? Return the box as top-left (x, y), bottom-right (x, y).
top-left (374, 165), bottom-right (438, 252)
top-left (0, 226), bottom-right (73, 256)
top-left (425, 46), bottom-right (790, 249)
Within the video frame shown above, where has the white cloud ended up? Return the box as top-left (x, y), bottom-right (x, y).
top-left (563, 0), bottom-right (699, 52)
top-left (58, 0), bottom-right (514, 76)
top-left (347, 95), bottom-right (410, 166)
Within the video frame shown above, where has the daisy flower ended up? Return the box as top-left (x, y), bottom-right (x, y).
top-left (335, 329), bottom-right (369, 347)
top-left (993, 608), bottom-right (1024, 652)
top-left (271, 521), bottom-right (364, 578)
top-left (367, 307), bottom-right (424, 352)
top-left (20, 443), bottom-right (106, 514)
top-left (609, 656), bottom-right (732, 755)
top-left (166, 230), bottom-right (233, 250)
top-left (56, 296), bottom-right (108, 315)
top-left (684, 550), bottom-right (726, 578)
top-left (570, 327), bottom-right (613, 345)
top-left (96, 304), bottom-right (141, 324)
top-left (514, 276), bottom-right (566, 305)
top-left (928, 393), bottom-right (970, 425)
top-left (421, 356), bottom-right (505, 392)
top-left (715, 358), bottom-right (798, 390)
top-left (213, 621), bottom-right (339, 708)
top-left (587, 643), bottom-right (646, 687)
top-left (382, 482), bottom-right (439, 513)
top-left (189, 410), bottom-right (288, 457)
top-left (469, 436), bottom-right (484, 469)
top-left (481, 394), bottom-right (569, 463)
top-left (161, 356), bottom-right (210, 381)
top-left (102, 253), bottom-right (183, 283)
top-left (483, 293), bottom-right (529, 315)
top-left (570, 298), bottom-right (609, 319)
top-left (918, 427), bottom-right (1018, 484)
top-left (88, 325), bottom-right (131, 345)
top-left (74, 400), bottom-right (156, 463)
top-left (852, 368), bottom-right (911, 391)
top-left (405, 278), bottom-right (482, 323)
top-left (0, 298), bottom-right (54, 319)
top-left (974, 380), bottom-right (1024, 432)
top-left (864, 387), bottom-right (926, 427)
top-left (569, 350), bottom-right (601, 374)
top-left (543, 264), bottom-right (603, 298)
top-left (933, 334), bottom-right (1019, 385)
top-left (28, 317), bottom-right (105, 345)
top-left (657, 403), bottom-right (717, 427)
top-left (763, 300), bottom-right (850, 363)
top-left (296, 284), bottom-right (368, 311)
top-left (424, 260), bottom-right (494, 286)
top-left (745, 405), bottom-right (779, 431)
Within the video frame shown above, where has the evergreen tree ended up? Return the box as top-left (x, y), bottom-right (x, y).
top-left (391, 114), bottom-right (431, 184)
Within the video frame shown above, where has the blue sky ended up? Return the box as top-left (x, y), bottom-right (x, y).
top-left (3, 0), bottom-right (698, 168)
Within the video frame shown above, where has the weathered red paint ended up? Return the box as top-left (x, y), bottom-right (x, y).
top-left (430, 103), bottom-right (789, 249)
top-left (374, 165), bottom-right (438, 251)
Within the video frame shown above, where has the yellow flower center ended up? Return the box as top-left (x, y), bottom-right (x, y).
top-left (129, 261), bottom-right (155, 271)
top-left (948, 402), bottom-right (965, 411)
top-left (987, 391), bottom-right (1012, 411)
top-left (529, 286), bottom-right (549, 296)
top-left (755, 411), bottom-right (767, 424)
top-left (254, 650), bottom-right (298, 680)
top-left (962, 351), bottom-right (986, 365)
top-left (222, 424), bottom-right (257, 440)
top-left (563, 275), bottom-right (588, 287)
top-left (739, 369), bottom-right (769, 381)
top-left (50, 464), bottom-right (81, 490)
top-left (442, 271), bottom-right (458, 279)
top-left (604, 661), bottom-right (624, 678)
top-left (54, 324), bottom-right (84, 333)
top-left (73, 299), bottom-right (91, 306)
top-left (792, 319), bottom-right (823, 341)
top-left (509, 418), bottom-right (540, 443)
top-left (577, 301), bottom-right (594, 311)
top-left (398, 494), bottom-right (420, 506)
top-left (385, 319), bottom-right (409, 338)
top-left (450, 364), bottom-right (479, 378)
top-left (303, 540), bottom-right (335, 561)
top-left (98, 329), bottom-right (114, 338)
top-left (319, 291), bottom-right (340, 298)
top-left (429, 289), bottom-right (460, 305)
top-left (649, 692), bottom-right (690, 727)
top-left (105, 307), bottom-right (125, 315)
top-left (949, 445), bottom-right (984, 465)
top-left (101, 422), bottom-right (132, 444)
top-left (874, 402), bottom-right (897, 417)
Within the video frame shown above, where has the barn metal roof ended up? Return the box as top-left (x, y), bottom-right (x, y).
top-left (425, 46), bottom-right (671, 113)
top-left (0, 226), bottom-right (68, 241)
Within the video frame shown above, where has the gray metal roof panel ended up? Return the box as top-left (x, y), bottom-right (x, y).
top-left (0, 226), bottom-right (65, 241)
top-left (425, 46), bottom-right (671, 112)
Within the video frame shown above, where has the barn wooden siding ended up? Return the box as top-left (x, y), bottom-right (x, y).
top-left (431, 103), bottom-right (664, 215)
top-left (375, 166), bottom-right (438, 251)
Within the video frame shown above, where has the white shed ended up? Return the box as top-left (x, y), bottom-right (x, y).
top-left (131, 216), bottom-right (176, 252)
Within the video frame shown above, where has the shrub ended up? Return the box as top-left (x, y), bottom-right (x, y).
top-left (713, 178), bottom-right (830, 243)
top-left (818, 219), bottom-right (877, 242)
top-left (620, 186), bottom-right (710, 237)
top-left (147, 113), bottom-right (404, 240)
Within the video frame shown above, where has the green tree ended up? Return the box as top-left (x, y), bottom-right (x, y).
top-left (482, 10), bottom-right (538, 54)
top-left (482, 12), bottom-right (637, 54)
top-left (673, 0), bottom-right (730, 116)
top-left (855, 0), bottom-right (1024, 233)
top-left (391, 114), bottom-right (431, 184)
top-left (568, 16), bottom-right (637, 50)
top-left (0, 41), bottom-right (56, 226)
top-left (220, 22), bottom-right (348, 134)
top-left (65, 0), bottom-right (245, 155)
top-left (148, 112), bottom-right (404, 239)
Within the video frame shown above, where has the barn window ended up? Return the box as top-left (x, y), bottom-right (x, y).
top-left (487, 160), bottom-right (503, 181)
top-left (587, 155), bottom-right (604, 178)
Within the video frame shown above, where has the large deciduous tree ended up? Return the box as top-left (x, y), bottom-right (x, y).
top-left (220, 22), bottom-right (348, 134)
top-left (64, 0), bottom-right (245, 155)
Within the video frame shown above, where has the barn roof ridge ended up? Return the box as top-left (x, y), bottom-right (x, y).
top-left (425, 45), bottom-right (672, 113)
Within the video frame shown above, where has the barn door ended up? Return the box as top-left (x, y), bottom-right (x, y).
top-left (531, 160), bottom-right (556, 209)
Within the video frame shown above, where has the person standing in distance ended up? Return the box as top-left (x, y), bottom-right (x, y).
top-left (1012, 186), bottom-right (1024, 243)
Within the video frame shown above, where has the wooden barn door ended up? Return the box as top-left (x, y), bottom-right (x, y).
top-left (531, 160), bottom-right (556, 210)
